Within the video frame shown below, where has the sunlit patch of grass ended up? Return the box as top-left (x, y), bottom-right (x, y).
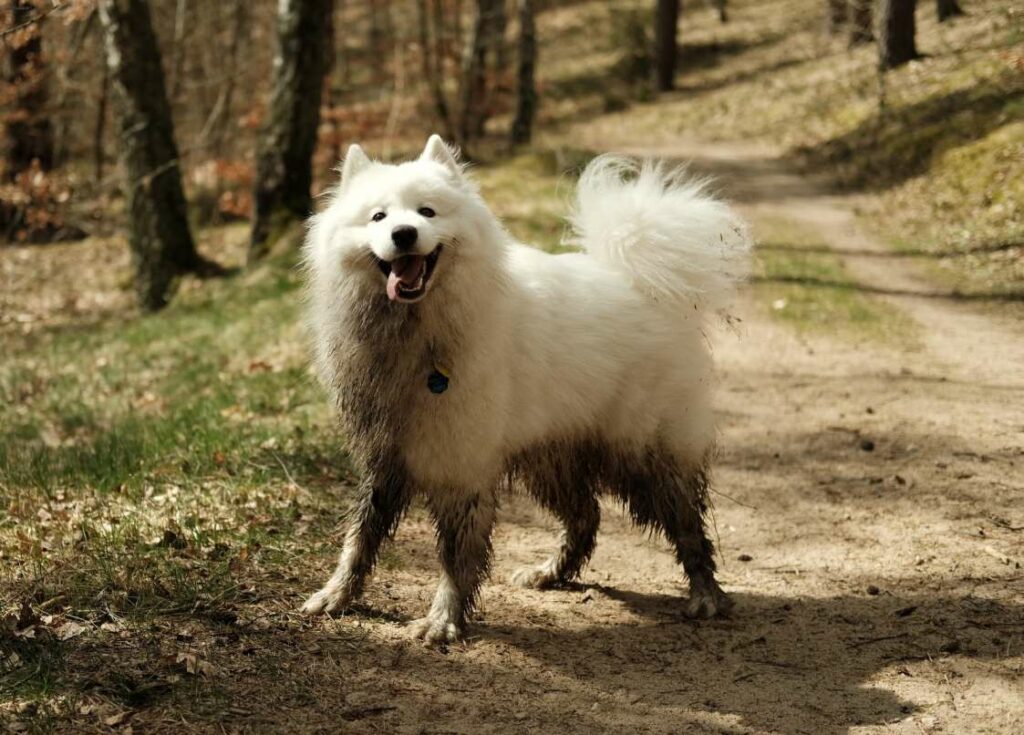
top-left (879, 121), bottom-right (1024, 302)
top-left (752, 216), bottom-right (915, 340)
top-left (475, 150), bottom-right (594, 252)
top-left (0, 248), bottom-right (360, 721)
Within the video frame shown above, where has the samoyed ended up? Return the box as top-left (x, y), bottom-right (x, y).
top-left (301, 135), bottom-right (751, 643)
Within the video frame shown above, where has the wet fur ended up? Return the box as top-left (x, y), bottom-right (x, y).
top-left (301, 137), bottom-right (749, 642)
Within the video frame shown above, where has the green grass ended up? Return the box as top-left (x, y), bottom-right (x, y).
top-left (752, 216), bottom-right (915, 340)
top-left (475, 150), bottom-right (591, 252)
top-left (0, 249), bottom-right (359, 720)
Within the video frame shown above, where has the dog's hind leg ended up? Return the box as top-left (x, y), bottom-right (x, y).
top-left (412, 487), bottom-right (498, 644)
top-left (614, 449), bottom-right (732, 619)
top-left (301, 465), bottom-right (411, 616)
top-left (511, 461), bottom-right (600, 589)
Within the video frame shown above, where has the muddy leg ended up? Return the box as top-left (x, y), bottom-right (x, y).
top-left (301, 466), bottom-right (411, 615)
top-left (412, 489), bottom-right (497, 644)
top-left (617, 453), bottom-right (732, 619)
top-left (512, 488), bottom-right (600, 589)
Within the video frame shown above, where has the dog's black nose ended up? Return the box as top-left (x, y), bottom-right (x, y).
top-left (391, 225), bottom-right (418, 251)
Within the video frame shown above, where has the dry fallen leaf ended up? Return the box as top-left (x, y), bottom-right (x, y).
top-left (56, 621), bottom-right (89, 641)
top-left (177, 652), bottom-right (219, 677)
top-left (104, 712), bottom-right (130, 727)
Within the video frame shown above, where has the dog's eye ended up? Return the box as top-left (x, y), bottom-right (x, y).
top-left (418, 207), bottom-right (436, 218)
top-left (371, 211), bottom-right (387, 222)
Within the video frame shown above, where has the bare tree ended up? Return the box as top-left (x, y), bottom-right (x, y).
top-left (198, 0), bottom-right (248, 158)
top-left (93, 59), bottom-right (108, 183)
top-left (878, 0), bottom-right (919, 70)
top-left (417, 0), bottom-right (455, 140)
top-left (826, 0), bottom-right (846, 34)
top-left (249, 0), bottom-right (334, 262)
top-left (4, 0), bottom-right (54, 178)
top-left (52, 9), bottom-right (97, 167)
top-left (653, 0), bottom-right (680, 92)
top-left (849, 0), bottom-right (873, 45)
top-left (459, 0), bottom-right (504, 143)
top-left (936, 0), bottom-right (964, 21)
top-left (168, 0), bottom-right (189, 104)
top-left (368, 0), bottom-right (389, 86)
top-left (97, 0), bottom-right (213, 310)
top-left (510, 0), bottom-right (537, 146)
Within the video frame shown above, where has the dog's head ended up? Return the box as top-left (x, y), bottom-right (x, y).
top-left (307, 135), bottom-right (496, 306)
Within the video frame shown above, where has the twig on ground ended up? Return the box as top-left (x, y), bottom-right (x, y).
top-left (848, 632), bottom-right (911, 648)
top-left (710, 487), bottom-right (758, 510)
top-left (272, 451), bottom-right (307, 492)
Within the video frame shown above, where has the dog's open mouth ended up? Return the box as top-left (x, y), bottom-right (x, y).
top-left (377, 246), bottom-right (443, 303)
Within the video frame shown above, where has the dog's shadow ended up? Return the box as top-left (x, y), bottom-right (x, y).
top-left (468, 583), bottom-right (1020, 734)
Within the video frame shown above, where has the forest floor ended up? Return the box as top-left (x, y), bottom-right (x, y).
top-left (4, 0), bottom-right (1024, 732)
top-left (3, 136), bottom-right (1022, 734)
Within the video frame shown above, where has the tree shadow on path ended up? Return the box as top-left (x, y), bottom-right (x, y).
top-left (484, 586), bottom-right (1022, 734)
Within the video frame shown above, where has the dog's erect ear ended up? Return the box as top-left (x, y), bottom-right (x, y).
top-left (339, 144), bottom-right (371, 187)
top-left (419, 134), bottom-right (461, 174)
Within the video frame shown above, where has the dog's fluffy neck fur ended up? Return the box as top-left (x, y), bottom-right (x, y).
top-left (310, 210), bottom-right (511, 466)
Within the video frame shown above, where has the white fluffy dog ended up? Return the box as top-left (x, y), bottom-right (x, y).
top-left (301, 135), bottom-right (751, 643)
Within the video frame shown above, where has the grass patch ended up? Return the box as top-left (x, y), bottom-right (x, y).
top-left (0, 248), bottom-right (361, 726)
top-left (753, 216), bottom-right (915, 340)
top-left (475, 150), bottom-right (593, 252)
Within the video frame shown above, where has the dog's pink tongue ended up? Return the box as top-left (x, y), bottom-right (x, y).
top-left (386, 255), bottom-right (427, 301)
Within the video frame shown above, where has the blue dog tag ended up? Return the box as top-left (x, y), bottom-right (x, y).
top-left (427, 368), bottom-right (449, 394)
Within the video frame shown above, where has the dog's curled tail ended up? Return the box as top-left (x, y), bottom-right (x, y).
top-left (568, 155), bottom-right (752, 315)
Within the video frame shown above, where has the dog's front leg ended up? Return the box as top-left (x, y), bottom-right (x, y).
top-left (412, 488), bottom-right (497, 644)
top-left (302, 467), bottom-right (411, 616)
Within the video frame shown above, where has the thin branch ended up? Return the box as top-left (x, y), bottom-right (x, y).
top-left (0, 1), bottom-right (67, 42)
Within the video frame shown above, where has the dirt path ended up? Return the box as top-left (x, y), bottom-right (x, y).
top-left (281, 142), bottom-right (1024, 735)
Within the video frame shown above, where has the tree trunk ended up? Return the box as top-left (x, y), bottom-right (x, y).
top-left (52, 9), bottom-right (96, 167)
top-left (936, 0), bottom-right (964, 21)
top-left (168, 0), bottom-right (189, 105)
top-left (249, 0), bottom-right (334, 262)
top-left (4, 0), bottom-right (54, 179)
top-left (653, 0), bottom-right (680, 92)
top-left (459, 0), bottom-right (504, 144)
top-left (878, 0), bottom-right (918, 70)
top-left (97, 0), bottom-right (204, 311)
top-left (200, 0), bottom-right (248, 158)
top-left (510, 0), bottom-right (537, 146)
top-left (848, 0), bottom-right (873, 45)
top-left (417, 0), bottom-right (455, 140)
top-left (368, 0), bottom-right (387, 86)
top-left (826, 0), bottom-right (846, 34)
top-left (94, 56), bottom-right (108, 184)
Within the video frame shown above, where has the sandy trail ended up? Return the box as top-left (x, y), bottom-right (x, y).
top-left (281, 141), bottom-right (1024, 734)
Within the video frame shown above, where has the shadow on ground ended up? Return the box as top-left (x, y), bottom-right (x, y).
top-left (795, 78), bottom-right (1024, 191)
top-left (753, 273), bottom-right (1024, 303)
top-left (16, 585), bottom-right (1018, 734)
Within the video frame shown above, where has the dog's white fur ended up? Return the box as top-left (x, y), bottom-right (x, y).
top-left (302, 136), bottom-right (751, 639)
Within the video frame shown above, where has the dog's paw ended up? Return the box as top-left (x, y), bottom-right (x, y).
top-left (685, 582), bottom-right (733, 620)
top-left (510, 565), bottom-right (560, 589)
top-left (301, 584), bottom-right (352, 616)
top-left (409, 613), bottom-right (463, 645)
